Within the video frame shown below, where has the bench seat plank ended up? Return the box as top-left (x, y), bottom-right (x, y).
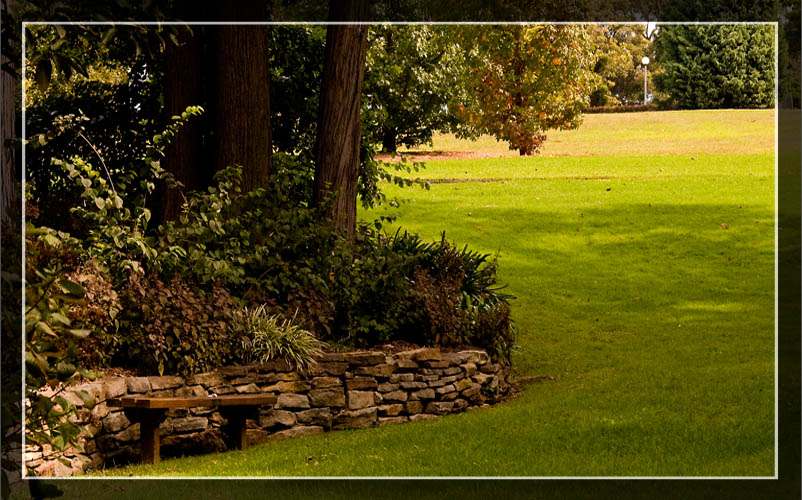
top-left (107, 394), bottom-right (276, 409)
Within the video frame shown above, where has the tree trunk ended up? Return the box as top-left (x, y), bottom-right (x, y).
top-left (158, 2), bottom-right (271, 223)
top-left (1, 0), bottom-right (18, 227)
top-left (210, 25), bottom-right (272, 192)
top-left (381, 128), bottom-right (398, 153)
top-left (158, 22), bottom-right (206, 224)
top-left (313, 0), bottom-right (369, 239)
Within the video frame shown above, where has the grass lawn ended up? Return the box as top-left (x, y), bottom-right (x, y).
top-left (395, 109), bottom-right (773, 158)
top-left (85, 110), bottom-right (775, 480)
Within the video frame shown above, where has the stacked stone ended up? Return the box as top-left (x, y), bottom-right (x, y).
top-left (26, 347), bottom-right (511, 476)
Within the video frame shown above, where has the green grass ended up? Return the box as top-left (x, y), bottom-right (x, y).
top-left (397, 109), bottom-right (774, 157)
top-left (86, 110), bottom-right (775, 479)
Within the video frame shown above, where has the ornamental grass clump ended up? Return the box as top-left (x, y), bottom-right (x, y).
top-left (241, 306), bottom-right (327, 373)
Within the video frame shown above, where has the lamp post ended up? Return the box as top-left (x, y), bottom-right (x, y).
top-left (641, 56), bottom-right (650, 104)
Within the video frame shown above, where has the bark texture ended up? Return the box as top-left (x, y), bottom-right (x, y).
top-left (158, 2), bottom-right (271, 223)
top-left (160, 23), bottom-right (206, 224)
top-left (1, 0), bottom-right (18, 226)
top-left (210, 25), bottom-right (272, 192)
top-left (314, 0), bottom-right (369, 239)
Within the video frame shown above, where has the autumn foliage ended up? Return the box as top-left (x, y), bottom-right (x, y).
top-left (453, 25), bottom-right (596, 155)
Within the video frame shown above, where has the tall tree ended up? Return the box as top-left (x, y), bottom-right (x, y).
top-left (1, 0), bottom-right (18, 227)
top-left (160, 23), bottom-right (206, 223)
top-left (210, 24), bottom-right (272, 190)
top-left (363, 25), bottom-right (465, 153)
top-left (313, 0), bottom-right (369, 239)
top-left (653, 24), bottom-right (775, 109)
top-left (160, 2), bottom-right (272, 223)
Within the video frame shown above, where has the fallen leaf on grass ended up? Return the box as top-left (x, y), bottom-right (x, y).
top-left (720, 223), bottom-right (729, 229)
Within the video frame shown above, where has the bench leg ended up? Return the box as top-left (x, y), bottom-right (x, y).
top-left (220, 408), bottom-right (257, 451)
top-left (124, 409), bottom-right (167, 464)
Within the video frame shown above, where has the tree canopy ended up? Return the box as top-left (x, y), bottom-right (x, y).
top-left (588, 24), bottom-right (657, 106)
top-left (363, 25), bottom-right (465, 152)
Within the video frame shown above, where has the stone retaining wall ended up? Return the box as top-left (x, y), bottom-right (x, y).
top-left (26, 347), bottom-right (512, 476)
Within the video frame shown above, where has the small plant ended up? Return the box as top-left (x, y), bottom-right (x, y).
top-left (240, 306), bottom-right (326, 373)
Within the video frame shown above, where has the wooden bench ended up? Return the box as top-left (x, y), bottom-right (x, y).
top-left (106, 394), bottom-right (277, 464)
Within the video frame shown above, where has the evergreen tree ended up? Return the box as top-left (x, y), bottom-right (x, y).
top-left (653, 24), bottom-right (775, 109)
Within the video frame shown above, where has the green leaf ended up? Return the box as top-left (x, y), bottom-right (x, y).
top-left (50, 312), bottom-right (71, 326)
top-left (68, 329), bottom-right (91, 339)
top-left (72, 389), bottom-right (96, 409)
top-left (93, 197), bottom-right (105, 210)
top-left (54, 396), bottom-right (72, 412)
top-left (36, 59), bottom-right (52, 93)
top-left (42, 234), bottom-right (61, 247)
top-left (56, 362), bottom-right (77, 381)
top-left (58, 279), bottom-right (86, 297)
top-left (36, 321), bottom-right (57, 337)
top-left (36, 394), bottom-right (55, 414)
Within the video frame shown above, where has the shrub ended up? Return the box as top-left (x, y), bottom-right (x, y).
top-left (117, 273), bottom-right (243, 376)
top-left (407, 266), bottom-right (470, 346)
top-left (64, 259), bottom-right (120, 367)
top-left (240, 306), bottom-right (327, 373)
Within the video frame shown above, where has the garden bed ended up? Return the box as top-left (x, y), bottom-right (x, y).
top-left (26, 346), bottom-right (513, 476)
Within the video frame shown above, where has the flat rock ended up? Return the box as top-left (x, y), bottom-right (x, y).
top-left (332, 407), bottom-right (377, 430)
top-left (453, 378), bottom-right (473, 392)
top-left (345, 377), bottom-right (378, 390)
top-left (235, 383), bottom-right (260, 394)
top-left (296, 408), bottom-right (332, 428)
top-left (395, 347), bottom-right (441, 362)
top-left (381, 390), bottom-right (408, 403)
top-left (409, 388), bottom-right (435, 401)
top-left (308, 389), bottom-right (345, 408)
top-left (172, 416), bottom-right (208, 433)
top-left (312, 361), bottom-right (348, 376)
top-left (276, 394), bottom-right (310, 409)
top-left (378, 403), bottom-right (404, 417)
top-left (378, 416), bottom-right (408, 426)
top-left (126, 377), bottom-right (151, 393)
top-left (259, 410), bottom-right (296, 428)
top-left (269, 425), bottom-right (324, 441)
top-left (343, 352), bottom-right (386, 366)
top-left (149, 376), bottom-right (183, 390)
top-left (347, 391), bottom-right (376, 410)
top-left (461, 350), bottom-right (490, 365)
top-left (425, 401), bottom-right (454, 415)
top-left (405, 401), bottom-right (423, 414)
top-left (102, 377), bottom-right (127, 399)
top-left (263, 380), bottom-right (310, 393)
top-left (187, 372), bottom-right (226, 387)
top-left (312, 376), bottom-right (342, 388)
top-left (354, 364), bottom-right (394, 378)
top-left (409, 413), bottom-right (439, 422)
top-left (102, 411), bottom-right (130, 433)
top-left (175, 385), bottom-right (208, 398)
